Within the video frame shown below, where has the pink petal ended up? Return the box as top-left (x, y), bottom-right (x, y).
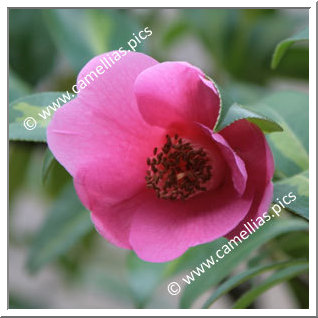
top-left (134, 62), bottom-right (220, 130)
top-left (219, 119), bottom-right (275, 238)
top-left (47, 52), bottom-right (164, 204)
top-left (72, 153), bottom-right (151, 209)
top-left (47, 51), bottom-right (159, 175)
top-left (220, 119), bottom-right (274, 187)
top-left (129, 180), bottom-right (254, 262)
top-left (88, 191), bottom-right (147, 249)
top-left (225, 182), bottom-right (273, 239)
top-left (212, 134), bottom-right (247, 195)
top-left (200, 125), bottom-right (247, 195)
top-left (255, 181), bottom-right (274, 218)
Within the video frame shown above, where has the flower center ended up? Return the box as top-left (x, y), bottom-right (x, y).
top-left (145, 134), bottom-right (212, 200)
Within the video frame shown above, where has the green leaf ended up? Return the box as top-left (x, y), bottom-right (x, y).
top-left (44, 9), bottom-right (146, 72)
top-left (248, 91), bottom-right (308, 178)
top-left (161, 20), bottom-right (189, 47)
top-left (9, 92), bottom-right (74, 142)
top-left (181, 9), bottom-right (306, 83)
top-left (273, 46), bottom-right (309, 79)
top-left (214, 84), bottom-right (234, 131)
top-left (81, 267), bottom-right (133, 302)
top-left (216, 102), bottom-right (283, 133)
top-left (203, 259), bottom-right (307, 308)
top-left (9, 142), bottom-right (33, 203)
top-left (233, 262), bottom-right (309, 308)
top-left (9, 72), bottom-right (31, 103)
top-left (274, 171), bottom-right (309, 220)
top-left (127, 252), bottom-right (167, 308)
top-left (27, 183), bottom-right (93, 272)
top-left (214, 84), bottom-right (282, 133)
top-left (43, 160), bottom-right (72, 198)
top-left (9, 9), bottom-right (57, 85)
top-left (42, 148), bottom-right (56, 185)
top-left (224, 81), bottom-right (268, 106)
top-left (274, 231), bottom-right (309, 260)
top-left (271, 27), bottom-right (309, 69)
top-left (163, 239), bottom-right (222, 279)
top-left (288, 277), bottom-right (309, 308)
top-left (180, 218), bottom-right (308, 308)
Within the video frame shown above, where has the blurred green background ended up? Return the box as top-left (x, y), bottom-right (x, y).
top-left (9, 8), bottom-right (309, 309)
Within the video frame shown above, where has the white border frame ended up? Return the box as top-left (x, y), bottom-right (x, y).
top-left (3, 1), bottom-right (316, 316)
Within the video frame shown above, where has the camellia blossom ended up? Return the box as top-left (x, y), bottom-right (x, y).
top-left (47, 51), bottom-right (274, 262)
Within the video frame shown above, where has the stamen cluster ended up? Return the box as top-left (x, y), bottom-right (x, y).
top-left (145, 134), bottom-right (212, 200)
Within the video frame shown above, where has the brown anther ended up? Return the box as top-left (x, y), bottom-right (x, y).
top-left (145, 134), bottom-right (212, 201)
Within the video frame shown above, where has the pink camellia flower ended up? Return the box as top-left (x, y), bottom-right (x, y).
top-left (47, 51), bottom-right (274, 262)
